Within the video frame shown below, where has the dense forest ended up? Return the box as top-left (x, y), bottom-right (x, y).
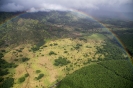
top-left (57, 60), bottom-right (133, 88)
top-left (112, 29), bottom-right (133, 59)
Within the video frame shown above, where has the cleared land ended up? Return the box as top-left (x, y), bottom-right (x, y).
top-left (2, 33), bottom-right (112, 88)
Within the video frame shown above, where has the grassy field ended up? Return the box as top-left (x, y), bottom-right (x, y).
top-left (1, 33), bottom-right (111, 88)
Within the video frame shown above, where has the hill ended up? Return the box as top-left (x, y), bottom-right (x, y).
top-left (0, 11), bottom-right (133, 88)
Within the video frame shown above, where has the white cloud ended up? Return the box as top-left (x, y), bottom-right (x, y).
top-left (27, 3), bottom-right (71, 12)
top-left (0, 0), bottom-right (132, 12)
top-left (28, 7), bottom-right (38, 12)
top-left (40, 3), bottom-right (69, 11)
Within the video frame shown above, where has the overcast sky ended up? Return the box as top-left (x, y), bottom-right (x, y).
top-left (0, 0), bottom-right (133, 12)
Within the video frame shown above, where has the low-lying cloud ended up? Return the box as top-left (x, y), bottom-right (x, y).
top-left (0, 0), bottom-right (133, 12)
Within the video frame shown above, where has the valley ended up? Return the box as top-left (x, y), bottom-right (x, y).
top-left (0, 11), bottom-right (133, 88)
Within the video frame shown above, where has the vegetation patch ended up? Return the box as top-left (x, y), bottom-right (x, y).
top-left (74, 44), bottom-right (82, 50)
top-left (18, 77), bottom-right (25, 83)
top-left (31, 41), bottom-right (45, 52)
top-left (49, 51), bottom-right (57, 55)
top-left (0, 78), bottom-right (14, 88)
top-left (0, 77), bottom-right (4, 82)
top-left (36, 70), bottom-right (41, 73)
top-left (25, 73), bottom-right (29, 77)
top-left (35, 74), bottom-right (44, 80)
top-left (21, 57), bottom-right (30, 62)
top-left (57, 60), bottom-right (133, 88)
top-left (0, 53), bottom-right (17, 77)
top-left (54, 57), bottom-right (71, 66)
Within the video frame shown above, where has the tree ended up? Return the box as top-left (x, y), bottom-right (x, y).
top-left (49, 51), bottom-right (57, 55)
top-left (54, 57), bottom-right (71, 66)
top-left (18, 77), bottom-right (25, 83)
top-left (1, 78), bottom-right (14, 88)
top-left (36, 74), bottom-right (44, 80)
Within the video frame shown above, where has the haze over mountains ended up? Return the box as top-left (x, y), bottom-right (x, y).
top-left (84, 10), bottom-right (133, 21)
top-left (0, 0), bottom-right (133, 21)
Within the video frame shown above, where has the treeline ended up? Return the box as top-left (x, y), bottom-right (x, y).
top-left (0, 53), bottom-right (17, 76)
top-left (95, 42), bottom-right (127, 60)
top-left (0, 17), bottom-right (71, 48)
top-left (118, 34), bottom-right (133, 56)
top-left (97, 60), bottom-right (133, 81)
top-left (57, 60), bottom-right (133, 88)
top-left (0, 53), bottom-right (17, 87)
top-left (0, 78), bottom-right (14, 88)
top-left (100, 18), bottom-right (133, 28)
top-left (0, 11), bottom-right (111, 48)
top-left (0, 12), bottom-right (24, 24)
top-left (54, 57), bottom-right (71, 66)
top-left (113, 29), bottom-right (133, 58)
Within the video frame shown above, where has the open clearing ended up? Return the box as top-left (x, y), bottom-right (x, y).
top-left (2, 33), bottom-right (125, 88)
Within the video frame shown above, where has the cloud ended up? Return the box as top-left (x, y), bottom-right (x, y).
top-left (27, 4), bottom-right (70, 12)
top-left (0, 0), bottom-right (132, 12)
top-left (0, 3), bottom-right (24, 12)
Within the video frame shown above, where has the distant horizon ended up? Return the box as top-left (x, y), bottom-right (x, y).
top-left (0, 0), bottom-right (133, 12)
top-left (0, 9), bottom-right (133, 21)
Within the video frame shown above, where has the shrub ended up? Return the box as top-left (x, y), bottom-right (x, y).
top-left (1, 50), bottom-right (6, 52)
top-left (18, 77), bottom-right (25, 83)
top-left (31, 47), bottom-right (39, 52)
top-left (74, 44), bottom-right (82, 50)
top-left (64, 51), bottom-right (68, 53)
top-left (50, 44), bottom-right (53, 46)
top-left (54, 57), bottom-right (71, 66)
top-left (66, 67), bottom-right (71, 71)
top-left (44, 45), bottom-right (47, 47)
top-left (83, 54), bottom-right (89, 57)
top-left (25, 73), bottom-right (29, 77)
top-left (36, 74), bottom-right (44, 80)
top-left (19, 54), bottom-right (23, 57)
top-left (86, 46), bottom-right (92, 48)
top-left (41, 54), bottom-right (44, 56)
top-left (14, 59), bottom-right (18, 61)
top-left (16, 49), bottom-right (22, 52)
top-left (36, 70), bottom-right (41, 73)
top-left (49, 51), bottom-right (57, 55)
top-left (54, 43), bottom-right (58, 46)
top-left (22, 57), bottom-right (29, 62)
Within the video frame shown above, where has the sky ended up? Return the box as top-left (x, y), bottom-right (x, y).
top-left (0, 0), bottom-right (133, 12)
